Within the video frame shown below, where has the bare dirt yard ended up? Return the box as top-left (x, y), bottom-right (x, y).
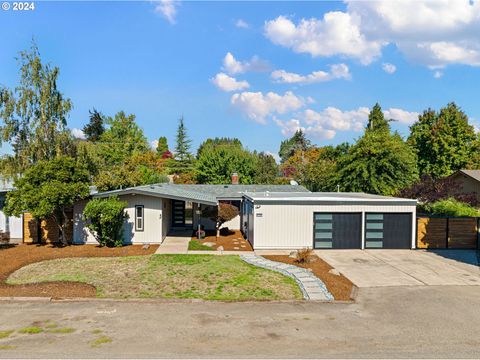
top-left (189, 229), bottom-right (253, 251)
top-left (0, 244), bottom-right (158, 298)
top-left (264, 254), bottom-right (354, 301)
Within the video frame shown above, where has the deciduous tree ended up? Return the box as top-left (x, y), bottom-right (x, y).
top-left (3, 157), bottom-right (90, 244)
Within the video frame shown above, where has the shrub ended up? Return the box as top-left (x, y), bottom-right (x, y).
top-left (295, 248), bottom-right (314, 264)
top-left (83, 196), bottom-right (128, 247)
top-left (422, 198), bottom-right (480, 217)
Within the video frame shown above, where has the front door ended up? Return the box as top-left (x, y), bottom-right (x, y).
top-left (172, 200), bottom-right (186, 228)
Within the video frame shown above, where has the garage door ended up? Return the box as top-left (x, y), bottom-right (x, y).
top-left (365, 213), bottom-right (412, 249)
top-left (313, 213), bottom-right (362, 249)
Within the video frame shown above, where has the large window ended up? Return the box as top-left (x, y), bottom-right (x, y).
top-left (135, 205), bottom-right (144, 232)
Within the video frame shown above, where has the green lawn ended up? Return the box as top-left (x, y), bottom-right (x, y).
top-left (7, 255), bottom-right (302, 301)
top-left (188, 240), bottom-right (213, 251)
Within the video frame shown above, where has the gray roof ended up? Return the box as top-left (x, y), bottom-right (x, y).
top-left (94, 184), bottom-right (218, 205)
top-left (166, 184), bottom-right (309, 199)
top-left (93, 184), bottom-right (309, 205)
top-left (457, 170), bottom-right (480, 182)
top-left (244, 192), bottom-right (417, 205)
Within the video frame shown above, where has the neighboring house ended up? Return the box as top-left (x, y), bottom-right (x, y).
top-left (72, 183), bottom-right (417, 250)
top-left (449, 170), bottom-right (480, 203)
top-left (72, 183), bottom-right (309, 245)
top-left (0, 178), bottom-right (23, 243)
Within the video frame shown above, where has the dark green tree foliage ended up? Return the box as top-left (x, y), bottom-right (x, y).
top-left (279, 130), bottom-right (311, 163)
top-left (196, 141), bottom-right (256, 184)
top-left (366, 103), bottom-right (390, 132)
top-left (4, 157), bottom-right (90, 244)
top-left (98, 111), bottom-right (149, 165)
top-left (0, 42), bottom-right (73, 175)
top-left (197, 137), bottom-right (242, 158)
top-left (83, 196), bottom-right (128, 247)
top-left (172, 116), bottom-right (194, 174)
top-left (253, 152), bottom-right (278, 184)
top-left (156, 136), bottom-right (169, 156)
top-left (408, 103), bottom-right (477, 178)
top-left (336, 107), bottom-right (418, 195)
top-left (83, 109), bottom-right (105, 142)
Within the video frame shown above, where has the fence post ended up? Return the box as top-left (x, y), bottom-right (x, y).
top-left (446, 217), bottom-right (449, 249)
top-left (477, 217), bottom-right (480, 250)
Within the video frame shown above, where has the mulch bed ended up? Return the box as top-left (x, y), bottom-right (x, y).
top-left (192, 230), bottom-right (253, 251)
top-left (0, 243), bottom-right (159, 298)
top-left (264, 255), bottom-right (354, 301)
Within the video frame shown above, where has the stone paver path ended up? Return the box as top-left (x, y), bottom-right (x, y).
top-left (240, 254), bottom-right (334, 301)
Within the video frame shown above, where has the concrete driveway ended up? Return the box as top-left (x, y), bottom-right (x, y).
top-left (317, 249), bottom-right (480, 287)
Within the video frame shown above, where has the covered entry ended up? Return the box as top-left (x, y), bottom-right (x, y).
top-left (313, 213), bottom-right (362, 249)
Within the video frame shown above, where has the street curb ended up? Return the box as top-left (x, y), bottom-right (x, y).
top-left (0, 296), bottom-right (52, 302)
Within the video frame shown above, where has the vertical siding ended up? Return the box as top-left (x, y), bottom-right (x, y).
top-left (253, 203), bottom-right (416, 249)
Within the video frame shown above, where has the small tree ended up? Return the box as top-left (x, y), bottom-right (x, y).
top-left (83, 196), bottom-right (128, 247)
top-left (3, 157), bottom-right (90, 245)
top-left (156, 136), bottom-right (169, 156)
top-left (202, 202), bottom-right (239, 238)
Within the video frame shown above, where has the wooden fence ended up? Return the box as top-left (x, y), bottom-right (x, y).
top-left (417, 217), bottom-right (479, 249)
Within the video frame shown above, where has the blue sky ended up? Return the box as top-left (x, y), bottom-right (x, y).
top-left (1, 1), bottom-right (480, 158)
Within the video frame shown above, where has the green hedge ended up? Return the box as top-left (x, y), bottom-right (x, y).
top-left (422, 198), bottom-right (480, 217)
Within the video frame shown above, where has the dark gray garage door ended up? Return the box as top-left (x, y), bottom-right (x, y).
top-left (313, 213), bottom-right (362, 249)
top-left (365, 213), bottom-right (412, 249)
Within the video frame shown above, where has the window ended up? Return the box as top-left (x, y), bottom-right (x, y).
top-left (135, 205), bottom-right (144, 231)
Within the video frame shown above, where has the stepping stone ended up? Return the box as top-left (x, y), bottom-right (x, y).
top-left (240, 245), bottom-right (246, 248)
top-left (234, 247), bottom-right (240, 250)
top-left (203, 242), bottom-right (216, 247)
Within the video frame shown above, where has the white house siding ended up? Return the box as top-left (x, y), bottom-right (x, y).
top-left (73, 195), bottom-right (165, 245)
top-left (0, 211), bottom-right (23, 241)
top-left (252, 203), bottom-right (416, 250)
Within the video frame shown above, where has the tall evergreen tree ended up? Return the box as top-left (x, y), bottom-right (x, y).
top-left (83, 109), bottom-right (105, 142)
top-left (336, 107), bottom-right (418, 195)
top-left (174, 116), bottom-right (192, 161)
top-left (366, 103), bottom-right (390, 132)
top-left (278, 130), bottom-right (311, 163)
top-left (408, 103), bottom-right (477, 178)
top-left (253, 152), bottom-right (279, 184)
top-left (172, 116), bottom-right (194, 174)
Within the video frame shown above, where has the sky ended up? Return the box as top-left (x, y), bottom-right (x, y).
top-left (1, 0), bottom-right (480, 159)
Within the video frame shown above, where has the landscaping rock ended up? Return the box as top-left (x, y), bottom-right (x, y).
top-left (288, 251), bottom-right (298, 258)
top-left (142, 244), bottom-right (150, 250)
top-left (328, 268), bottom-right (341, 276)
top-left (203, 242), bottom-right (216, 247)
top-left (217, 246), bottom-right (224, 251)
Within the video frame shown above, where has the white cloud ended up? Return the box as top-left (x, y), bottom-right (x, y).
top-left (222, 52), bottom-right (270, 75)
top-left (264, 14), bottom-right (383, 64)
top-left (235, 19), bottom-right (250, 29)
top-left (273, 105), bottom-right (419, 140)
top-left (231, 91), bottom-right (305, 124)
top-left (433, 70), bottom-right (444, 79)
top-left (265, 2), bottom-right (480, 69)
top-left (382, 63), bottom-right (397, 74)
top-left (347, 0), bottom-right (480, 68)
top-left (153, 0), bottom-right (179, 24)
top-left (71, 128), bottom-right (86, 140)
top-left (303, 107), bottom-right (369, 132)
top-left (273, 117), bottom-right (304, 136)
top-left (384, 108), bottom-right (419, 124)
top-left (211, 73), bottom-right (250, 92)
top-left (271, 63), bottom-right (351, 84)
top-left (150, 139), bottom-right (159, 149)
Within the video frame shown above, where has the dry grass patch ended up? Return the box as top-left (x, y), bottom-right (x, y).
top-left (7, 255), bottom-right (302, 301)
